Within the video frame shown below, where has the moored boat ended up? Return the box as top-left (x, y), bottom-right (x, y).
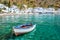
top-left (13, 23), bottom-right (36, 36)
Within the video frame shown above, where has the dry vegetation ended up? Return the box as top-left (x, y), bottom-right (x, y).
top-left (0, 0), bottom-right (60, 9)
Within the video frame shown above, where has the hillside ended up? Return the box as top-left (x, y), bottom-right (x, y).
top-left (0, 0), bottom-right (60, 9)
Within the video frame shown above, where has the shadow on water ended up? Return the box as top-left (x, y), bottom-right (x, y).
top-left (0, 31), bottom-right (12, 40)
top-left (0, 31), bottom-right (32, 40)
top-left (0, 28), bottom-right (36, 40)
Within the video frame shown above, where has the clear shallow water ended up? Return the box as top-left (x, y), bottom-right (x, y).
top-left (0, 12), bottom-right (60, 40)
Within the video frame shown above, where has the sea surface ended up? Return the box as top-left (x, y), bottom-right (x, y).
top-left (0, 12), bottom-right (60, 40)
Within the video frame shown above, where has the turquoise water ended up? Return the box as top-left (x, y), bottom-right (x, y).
top-left (0, 12), bottom-right (60, 40)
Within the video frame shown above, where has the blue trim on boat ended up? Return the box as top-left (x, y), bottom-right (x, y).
top-left (14, 23), bottom-right (33, 29)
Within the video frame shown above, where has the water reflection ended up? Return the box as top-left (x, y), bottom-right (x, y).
top-left (0, 12), bottom-right (58, 23)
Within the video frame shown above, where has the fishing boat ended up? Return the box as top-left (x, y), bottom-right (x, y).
top-left (13, 23), bottom-right (36, 36)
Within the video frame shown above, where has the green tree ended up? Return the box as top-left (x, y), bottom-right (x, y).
top-left (0, 8), bottom-right (2, 13)
top-left (2, 1), bottom-right (8, 6)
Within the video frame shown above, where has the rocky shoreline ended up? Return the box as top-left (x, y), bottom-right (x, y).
top-left (0, 4), bottom-right (60, 15)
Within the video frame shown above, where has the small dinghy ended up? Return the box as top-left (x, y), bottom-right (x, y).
top-left (13, 23), bottom-right (36, 36)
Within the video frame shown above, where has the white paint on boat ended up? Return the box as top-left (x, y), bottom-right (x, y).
top-left (13, 24), bottom-right (36, 33)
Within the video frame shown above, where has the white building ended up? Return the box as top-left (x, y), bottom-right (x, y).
top-left (25, 8), bottom-right (33, 13)
top-left (0, 4), bottom-right (5, 8)
top-left (33, 7), bottom-right (44, 12)
top-left (44, 8), bottom-right (55, 12)
top-left (9, 5), bottom-right (20, 13)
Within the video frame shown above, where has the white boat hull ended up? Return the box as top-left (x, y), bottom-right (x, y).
top-left (13, 24), bottom-right (36, 36)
